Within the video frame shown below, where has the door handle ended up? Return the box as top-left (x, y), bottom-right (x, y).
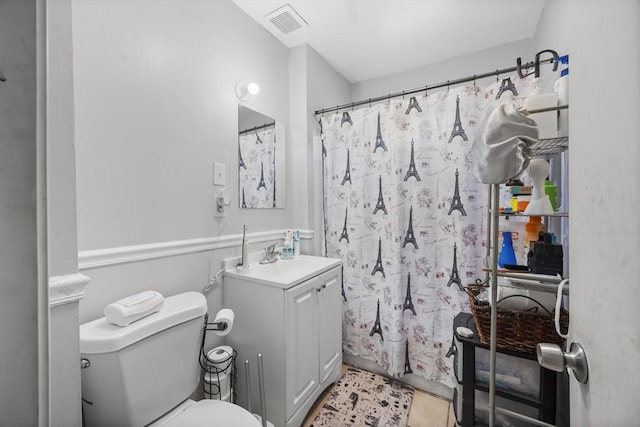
top-left (537, 342), bottom-right (589, 383)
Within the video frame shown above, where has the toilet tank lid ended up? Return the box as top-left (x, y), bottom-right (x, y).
top-left (80, 291), bottom-right (207, 354)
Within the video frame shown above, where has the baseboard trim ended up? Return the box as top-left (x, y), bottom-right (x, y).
top-left (79, 229), bottom-right (314, 270)
top-left (50, 272), bottom-right (91, 307)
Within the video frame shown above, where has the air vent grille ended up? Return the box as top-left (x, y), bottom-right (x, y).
top-left (265, 4), bottom-right (308, 35)
top-left (270, 11), bottom-right (302, 34)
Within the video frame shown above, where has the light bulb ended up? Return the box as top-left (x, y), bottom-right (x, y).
top-left (247, 82), bottom-right (260, 95)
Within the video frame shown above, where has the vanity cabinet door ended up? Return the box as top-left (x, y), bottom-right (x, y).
top-left (284, 278), bottom-right (319, 419)
top-left (318, 269), bottom-right (342, 384)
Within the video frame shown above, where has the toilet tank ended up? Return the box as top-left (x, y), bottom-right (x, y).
top-left (80, 292), bottom-right (208, 427)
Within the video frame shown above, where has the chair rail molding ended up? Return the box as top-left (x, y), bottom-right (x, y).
top-left (79, 229), bottom-right (314, 270)
top-left (49, 272), bottom-right (91, 307)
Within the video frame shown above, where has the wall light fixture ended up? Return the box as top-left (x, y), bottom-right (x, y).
top-left (235, 81), bottom-right (260, 102)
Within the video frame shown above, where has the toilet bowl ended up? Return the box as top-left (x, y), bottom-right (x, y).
top-left (79, 291), bottom-right (259, 427)
top-left (151, 399), bottom-right (261, 427)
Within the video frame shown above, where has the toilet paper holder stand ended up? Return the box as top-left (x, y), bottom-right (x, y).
top-left (199, 313), bottom-right (238, 402)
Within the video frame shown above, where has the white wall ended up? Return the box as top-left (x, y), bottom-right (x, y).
top-left (566, 1), bottom-right (640, 425)
top-left (47, 0), bottom-right (85, 425)
top-left (290, 45), bottom-right (351, 255)
top-left (352, 38), bottom-right (534, 102)
top-left (72, 0), bottom-right (294, 322)
top-left (0, 1), bottom-right (42, 425)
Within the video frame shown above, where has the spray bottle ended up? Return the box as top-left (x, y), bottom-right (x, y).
top-left (554, 54), bottom-right (569, 137)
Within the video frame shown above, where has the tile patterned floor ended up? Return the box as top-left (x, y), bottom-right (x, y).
top-left (302, 365), bottom-right (455, 427)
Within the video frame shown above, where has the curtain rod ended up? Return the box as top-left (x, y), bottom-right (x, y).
top-left (314, 57), bottom-right (557, 116)
top-left (238, 121), bottom-right (276, 135)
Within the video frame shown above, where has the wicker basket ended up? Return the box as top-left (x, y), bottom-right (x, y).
top-left (466, 283), bottom-right (569, 354)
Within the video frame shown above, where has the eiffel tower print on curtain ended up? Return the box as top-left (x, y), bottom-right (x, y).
top-left (255, 131), bottom-right (263, 144)
top-left (371, 237), bottom-right (386, 278)
top-left (403, 272), bottom-right (416, 315)
top-left (403, 339), bottom-right (413, 374)
top-left (319, 117), bottom-right (327, 157)
top-left (341, 149), bottom-right (352, 185)
top-left (241, 188), bottom-right (247, 208)
top-left (238, 146), bottom-right (247, 170)
top-left (373, 175), bottom-right (387, 215)
top-left (405, 96), bottom-right (422, 114)
top-left (403, 140), bottom-right (421, 182)
top-left (257, 162), bottom-right (267, 190)
top-left (339, 208), bottom-right (349, 243)
top-left (370, 299), bottom-right (384, 341)
top-left (373, 112), bottom-right (388, 152)
top-left (447, 242), bottom-right (464, 291)
top-left (341, 111), bottom-right (353, 127)
top-left (448, 95), bottom-right (468, 143)
top-left (496, 77), bottom-right (518, 100)
top-left (448, 168), bottom-right (467, 216)
top-left (402, 206), bottom-right (418, 249)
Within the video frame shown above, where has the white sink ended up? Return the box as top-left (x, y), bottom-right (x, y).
top-left (224, 255), bottom-right (341, 289)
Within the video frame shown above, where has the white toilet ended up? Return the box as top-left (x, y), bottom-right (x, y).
top-left (79, 291), bottom-right (261, 427)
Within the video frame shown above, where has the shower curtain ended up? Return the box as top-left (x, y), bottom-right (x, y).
top-left (239, 125), bottom-right (277, 208)
top-left (321, 75), bottom-right (536, 387)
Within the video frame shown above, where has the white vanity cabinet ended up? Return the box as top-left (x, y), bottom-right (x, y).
top-left (223, 256), bottom-right (342, 427)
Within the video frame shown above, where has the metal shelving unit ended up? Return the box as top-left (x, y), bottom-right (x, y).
top-left (485, 108), bottom-right (569, 427)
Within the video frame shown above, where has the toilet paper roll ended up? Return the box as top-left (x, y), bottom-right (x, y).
top-left (204, 371), bottom-right (231, 399)
top-left (213, 309), bottom-right (234, 336)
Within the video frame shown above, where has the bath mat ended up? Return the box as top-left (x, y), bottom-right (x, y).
top-left (309, 366), bottom-right (414, 427)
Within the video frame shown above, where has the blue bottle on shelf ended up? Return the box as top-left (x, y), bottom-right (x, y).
top-left (498, 231), bottom-right (517, 268)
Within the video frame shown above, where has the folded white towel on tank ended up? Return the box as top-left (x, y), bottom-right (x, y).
top-left (104, 290), bottom-right (164, 327)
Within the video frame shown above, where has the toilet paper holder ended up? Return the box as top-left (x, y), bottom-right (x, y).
top-left (200, 312), bottom-right (238, 402)
top-left (204, 308), bottom-right (235, 336)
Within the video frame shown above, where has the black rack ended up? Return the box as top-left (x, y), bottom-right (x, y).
top-left (449, 312), bottom-right (561, 427)
top-left (199, 314), bottom-right (237, 402)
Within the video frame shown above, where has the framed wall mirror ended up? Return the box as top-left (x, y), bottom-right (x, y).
top-left (238, 105), bottom-right (285, 208)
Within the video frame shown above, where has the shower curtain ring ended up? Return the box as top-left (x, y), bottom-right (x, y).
top-left (496, 70), bottom-right (499, 83)
top-left (425, 85), bottom-right (428, 97)
top-left (473, 75), bottom-right (477, 87)
top-left (447, 80), bottom-right (450, 92)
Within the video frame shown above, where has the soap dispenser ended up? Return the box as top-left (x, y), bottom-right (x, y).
top-left (282, 230), bottom-right (294, 260)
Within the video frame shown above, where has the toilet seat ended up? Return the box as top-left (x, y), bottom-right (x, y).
top-left (160, 400), bottom-right (261, 427)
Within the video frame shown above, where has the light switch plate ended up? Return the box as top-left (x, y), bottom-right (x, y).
top-left (213, 162), bottom-right (226, 186)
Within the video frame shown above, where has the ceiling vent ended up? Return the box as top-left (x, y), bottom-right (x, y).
top-left (265, 4), bottom-right (308, 35)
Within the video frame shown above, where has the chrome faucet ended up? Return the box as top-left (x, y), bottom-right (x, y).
top-left (259, 243), bottom-right (278, 264)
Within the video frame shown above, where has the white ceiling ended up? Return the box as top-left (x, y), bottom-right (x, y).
top-left (233, 0), bottom-right (546, 83)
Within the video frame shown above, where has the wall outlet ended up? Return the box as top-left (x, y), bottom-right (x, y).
top-left (214, 195), bottom-right (226, 217)
top-left (213, 162), bottom-right (226, 186)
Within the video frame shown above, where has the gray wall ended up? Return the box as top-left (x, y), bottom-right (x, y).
top-left (293, 45), bottom-right (352, 255)
top-left (72, 0), bottom-right (293, 323)
top-left (0, 1), bottom-right (42, 425)
top-left (352, 38), bottom-right (534, 102)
